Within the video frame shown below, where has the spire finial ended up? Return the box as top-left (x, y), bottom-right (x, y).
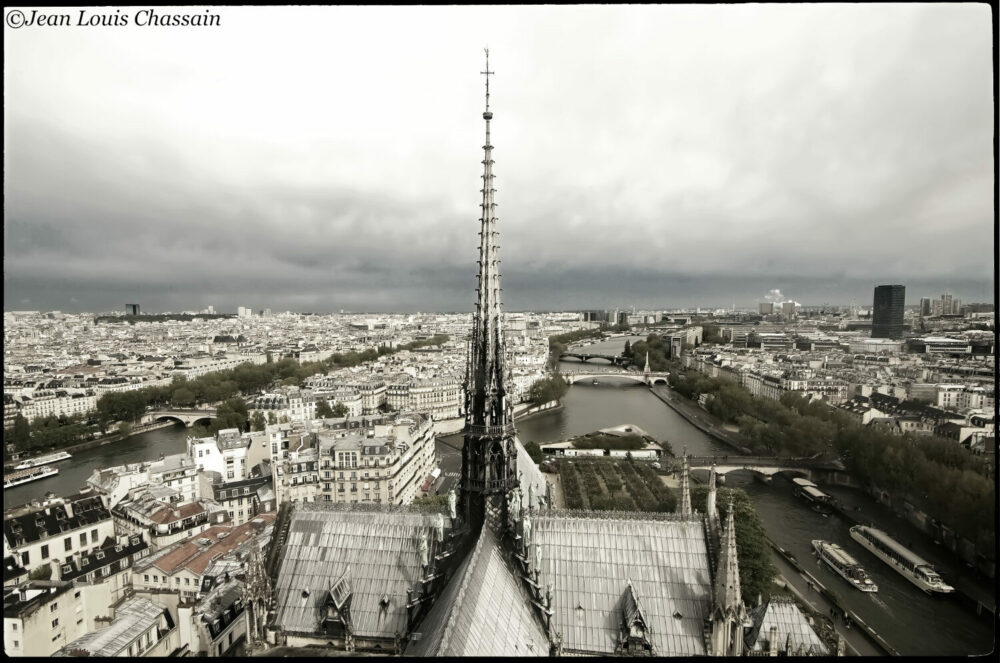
top-left (481, 48), bottom-right (494, 115)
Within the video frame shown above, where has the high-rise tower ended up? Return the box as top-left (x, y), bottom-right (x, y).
top-left (872, 284), bottom-right (905, 339)
top-left (460, 50), bottom-right (519, 533)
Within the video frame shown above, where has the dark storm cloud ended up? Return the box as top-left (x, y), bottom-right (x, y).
top-left (4, 5), bottom-right (993, 313)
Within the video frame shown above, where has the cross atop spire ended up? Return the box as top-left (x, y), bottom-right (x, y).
top-left (481, 48), bottom-right (494, 116)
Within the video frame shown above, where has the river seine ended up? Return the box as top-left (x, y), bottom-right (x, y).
top-left (7, 334), bottom-right (992, 655)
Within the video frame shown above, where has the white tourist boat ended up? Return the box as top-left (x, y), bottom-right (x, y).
top-left (850, 525), bottom-right (954, 595)
top-left (13, 450), bottom-right (72, 470)
top-left (4, 465), bottom-right (59, 489)
top-left (812, 539), bottom-right (878, 593)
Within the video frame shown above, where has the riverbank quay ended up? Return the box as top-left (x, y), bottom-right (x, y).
top-left (769, 540), bottom-right (894, 656)
top-left (648, 384), bottom-right (751, 453)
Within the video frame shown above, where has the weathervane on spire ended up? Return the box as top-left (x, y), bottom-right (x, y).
top-left (481, 48), bottom-right (494, 116)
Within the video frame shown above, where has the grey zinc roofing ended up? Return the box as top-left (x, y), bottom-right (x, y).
top-left (745, 597), bottom-right (828, 655)
top-left (407, 526), bottom-right (549, 657)
top-left (56, 596), bottom-right (166, 657)
top-left (273, 503), bottom-right (450, 640)
top-left (532, 511), bottom-right (712, 656)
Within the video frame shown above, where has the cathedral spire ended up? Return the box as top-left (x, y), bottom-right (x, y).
top-left (710, 496), bottom-right (746, 656)
top-left (460, 49), bottom-right (518, 533)
top-left (715, 496), bottom-right (742, 610)
top-left (675, 448), bottom-right (691, 516)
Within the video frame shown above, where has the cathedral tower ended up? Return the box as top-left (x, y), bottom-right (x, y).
top-left (460, 50), bottom-right (519, 533)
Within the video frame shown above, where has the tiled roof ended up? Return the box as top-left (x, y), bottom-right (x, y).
top-left (273, 503), bottom-right (449, 640)
top-left (143, 515), bottom-right (274, 576)
top-left (744, 596), bottom-right (828, 655)
top-left (3, 492), bottom-right (109, 548)
top-left (532, 510), bottom-right (712, 656)
top-left (55, 597), bottom-right (169, 657)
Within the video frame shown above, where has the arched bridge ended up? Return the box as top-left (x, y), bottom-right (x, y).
top-left (683, 455), bottom-right (846, 481)
top-left (142, 408), bottom-right (218, 428)
top-left (559, 352), bottom-right (633, 367)
top-left (563, 369), bottom-right (670, 387)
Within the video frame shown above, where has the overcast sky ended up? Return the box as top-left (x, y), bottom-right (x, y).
top-left (4, 4), bottom-right (994, 313)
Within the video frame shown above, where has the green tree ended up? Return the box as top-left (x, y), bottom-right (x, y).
top-left (315, 400), bottom-right (335, 419)
top-left (691, 485), bottom-right (776, 603)
top-left (28, 565), bottom-right (52, 580)
top-left (412, 493), bottom-right (450, 507)
top-left (524, 441), bottom-right (545, 464)
top-left (528, 374), bottom-right (569, 406)
top-left (117, 422), bottom-right (133, 438)
top-left (11, 413), bottom-right (30, 450)
top-left (250, 411), bottom-right (267, 432)
top-left (171, 387), bottom-right (197, 408)
top-left (331, 402), bottom-right (349, 418)
top-left (267, 411), bottom-right (278, 425)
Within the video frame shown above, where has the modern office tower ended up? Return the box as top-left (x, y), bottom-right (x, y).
top-left (759, 302), bottom-right (774, 315)
top-left (919, 297), bottom-right (931, 317)
top-left (781, 301), bottom-right (795, 320)
top-left (872, 285), bottom-right (905, 339)
top-left (125, 304), bottom-right (140, 315)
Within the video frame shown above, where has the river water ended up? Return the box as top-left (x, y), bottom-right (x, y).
top-left (7, 334), bottom-right (993, 655)
top-left (5, 424), bottom-right (189, 506)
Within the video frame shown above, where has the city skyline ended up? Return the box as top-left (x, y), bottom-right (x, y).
top-left (5, 5), bottom-right (995, 313)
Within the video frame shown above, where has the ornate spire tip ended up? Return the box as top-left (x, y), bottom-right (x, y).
top-left (481, 48), bottom-right (494, 119)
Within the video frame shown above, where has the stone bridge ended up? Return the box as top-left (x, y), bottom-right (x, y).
top-left (683, 455), bottom-right (846, 481)
top-left (559, 352), bottom-right (633, 367)
top-left (141, 408), bottom-right (218, 428)
top-left (563, 369), bottom-right (670, 387)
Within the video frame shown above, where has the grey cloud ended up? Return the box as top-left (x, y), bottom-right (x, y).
top-left (4, 5), bottom-right (993, 313)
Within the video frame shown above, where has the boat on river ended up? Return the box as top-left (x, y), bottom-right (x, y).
top-left (13, 451), bottom-right (72, 470)
top-left (4, 465), bottom-right (59, 489)
top-left (812, 539), bottom-right (878, 592)
top-left (850, 525), bottom-right (954, 595)
top-left (791, 477), bottom-right (832, 513)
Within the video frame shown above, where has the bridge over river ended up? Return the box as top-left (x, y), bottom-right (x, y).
top-left (562, 368), bottom-right (670, 387)
top-left (141, 408), bottom-right (218, 428)
top-left (559, 351), bottom-right (633, 367)
top-left (682, 454), bottom-right (847, 481)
